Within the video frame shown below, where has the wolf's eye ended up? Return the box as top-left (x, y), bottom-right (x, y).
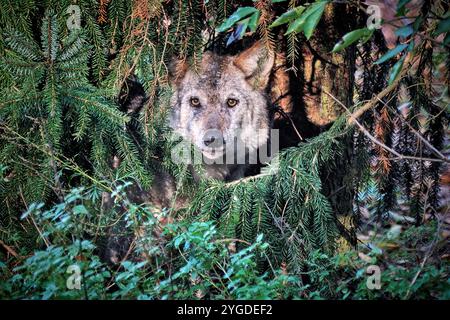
top-left (226, 98), bottom-right (238, 108)
top-left (190, 97), bottom-right (201, 107)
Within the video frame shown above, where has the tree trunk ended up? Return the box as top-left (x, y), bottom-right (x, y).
top-left (273, 2), bottom-right (362, 246)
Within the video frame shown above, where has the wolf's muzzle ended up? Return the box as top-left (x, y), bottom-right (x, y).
top-left (203, 129), bottom-right (225, 148)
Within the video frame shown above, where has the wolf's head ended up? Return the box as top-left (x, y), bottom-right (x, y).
top-left (169, 42), bottom-right (274, 160)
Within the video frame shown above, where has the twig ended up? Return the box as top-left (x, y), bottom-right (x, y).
top-left (0, 123), bottom-right (113, 192)
top-left (224, 172), bottom-right (273, 187)
top-left (375, 96), bottom-right (449, 163)
top-left (347, 56), bottom-right (411, 124)
top-left (273, 105), bottom-right (304, 141)
top-left (404, 219), bottom-right (441, 299)
top-left (105, 239), bottom-right (136, 290)
top-left (214, 238), bottom-right (251, 245)
top-left (0, 240), bottom-right (20, 259)
top-left (323, 90), bottom-right (449, 164)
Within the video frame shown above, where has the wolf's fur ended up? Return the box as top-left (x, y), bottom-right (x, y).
top-left (169, 42), bottom-right (274, 181)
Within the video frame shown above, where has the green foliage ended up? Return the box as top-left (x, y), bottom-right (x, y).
top-left (217, 7), bottom-right (259, 32)
top-left (282, 221), bottom-right (450, 300)
top-left (158, 222), bottom-right (301, 299)
top-left (185, 119), bottom-right (350, 273)
top-left (270, 7), bottom-right (305, 28)
top-left (332, 28), bottom-right (374, 53)
top-left (2, 240), bottom-right (110, 300)
top-left (0, 185), bottom-right (302, 299)
top-left (0, 0), bottom-right (448, 300)
top-left (1, 184), bottom-right (447, 300)
top-left (0, 6), bottom-right (154, 248)
top-left (218, 1), bottom-right (329, 45)
top-left (374, 44), bottom-right (409, 65)
top-left (217, 7), bottom-right (260, 46)
top-left (387, 55), bottom-right (406, 85)
top-left (280, 1), bottom-right (327, 38)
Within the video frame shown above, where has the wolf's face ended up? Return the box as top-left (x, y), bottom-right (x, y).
top-left (169, 43), bottom-right (274, 160)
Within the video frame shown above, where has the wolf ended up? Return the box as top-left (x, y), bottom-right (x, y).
top-left (168, 42), bottom-right (275, 181)
top-left (101, 42), bottom-right (275, 263)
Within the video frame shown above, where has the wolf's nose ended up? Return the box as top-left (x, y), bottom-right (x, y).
top-left (203, 131), bottom-right (225, 147)
top-left (203, 135), bottom-right (216, 146)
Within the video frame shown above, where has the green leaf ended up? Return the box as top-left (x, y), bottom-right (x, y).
top-left (285, 16), bottom-right (307, 35)
top-left (407, 40), bottom-right (414, 52)
top-left (302, 1), bottom-right (328, 40)
top-left (388, 55), bottom-right (405, 85)
top-left (217, 7), bottom-right (259, 32)
top-left (331, 28), bottom-right (374, 53)
top-left (413, 17), bottom-right (423, 31)
top-left (285, 1), bottom-right (328, 37)
top-left (248, 11), bottom-right (260, 32)
top-left (20, 203), bottom-right (44, 220)
top-left (374, 43), bottom-right (408, 64)
top-left (73, 205), bottom-right (88, 215)
top-left (396, 0), bottom-right (411, 16)
top-left (271, 0), bottom-right (288, 3)
top-left (226, 11), bottom-right (260, 46)
top-left (397, 0), bottom-right (411, 9)
top-left (270, 7), bottom-right (305, 28)
top-left (435, 17), bottom-right (450, 35)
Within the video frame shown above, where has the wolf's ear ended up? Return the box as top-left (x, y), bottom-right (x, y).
top-left (167, 58), bottom-right (188, 86)
top-left (233, 41), bottom-right (275, 89)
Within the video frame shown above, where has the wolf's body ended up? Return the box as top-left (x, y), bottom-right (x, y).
top-left (101, 43), bottom-right (275, 263)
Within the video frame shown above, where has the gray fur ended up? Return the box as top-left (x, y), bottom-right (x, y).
top-left (169, 43), bottom-right (274, 181)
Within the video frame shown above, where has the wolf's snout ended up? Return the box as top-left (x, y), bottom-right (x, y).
top-left (203, 135), bottom-right (216, 146)
top-left (203, 130), bottom-right (225, 148)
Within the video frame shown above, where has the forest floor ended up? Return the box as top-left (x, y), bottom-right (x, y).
top-left (349, 130), bottom-right (450, 299)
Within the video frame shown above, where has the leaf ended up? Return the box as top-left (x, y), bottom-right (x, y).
top-left (72, 204), bottom-right (88, 215)
top-left (285, 15), bottom-right (307, 35)
top-left (444, 33), bottom-right (450, 46)
top-left (331, 28), bottom-right (374, 53)
top-left (395, 24), bottom-right (413, 38)
top-left (226, 20), bottom-right (248, 46)
top-left (387, 55), bottom-right (405, 85)
top-left (247, 11), bottom-right (260, 32)
top-left (386, 224), bottom-right (402, 240)
top-left (174, 236), bottom-right (183, 248)
top-left (397, 0), bottom-right (411, 9)
top-left (217, 7), bottom-right (259, 32)
top-left (407, 40), bottom-right (414, 52)
top-left (270, 6), bottom-right (305, 28)
top-left (435, 17), bottom-right (450, 35)
top-left (374, 43), bottom-right (408, 64)
top-left (413, 17), bottom-right (423, 31)
top-left (256, 233), bottom-right (264, 242)
top-left (302, 1), bottom-right (328, 40)
top-left (20, 203), bottom-right (44, 220)
top-left (285, 1), bottom-right (328, 37)
top-left (271, 0), bottom-right (288, 3)
top-left (368, 243), bottom-right (383, 255)
top-left (396, 0), bottom-right (411, 16)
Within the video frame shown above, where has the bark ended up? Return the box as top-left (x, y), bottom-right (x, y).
top-left (273, 2), bottom-right (364, 246)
